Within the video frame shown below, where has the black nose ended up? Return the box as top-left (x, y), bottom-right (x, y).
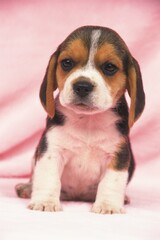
top-left (73, 81), bottom-right (94, 98)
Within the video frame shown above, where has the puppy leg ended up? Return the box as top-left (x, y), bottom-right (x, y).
top-left (92, 142), bottom-right (131, 214)
top-left (28, 152), bottom-right (64, 212)
top-left (91, 169), bottom-right (128, 214)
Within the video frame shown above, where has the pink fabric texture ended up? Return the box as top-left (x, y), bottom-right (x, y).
top-left (0, 0), bottom-right (160, 239)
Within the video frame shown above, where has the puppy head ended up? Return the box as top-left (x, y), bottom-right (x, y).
top-left (40, 26), bottom-right (145, 127)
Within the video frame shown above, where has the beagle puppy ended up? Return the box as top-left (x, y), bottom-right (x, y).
top-left (16, 26), bottom-right (145, 214)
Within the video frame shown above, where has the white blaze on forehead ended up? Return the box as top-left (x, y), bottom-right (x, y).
top-left (87, 29), bottom-right (101, 67)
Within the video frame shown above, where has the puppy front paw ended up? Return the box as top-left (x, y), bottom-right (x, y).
top-left (91, 202), bottom-right (125, 214)
top-left (28, 200), bottom-right (62, 212)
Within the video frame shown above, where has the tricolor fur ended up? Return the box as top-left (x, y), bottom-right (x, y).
top-left (16, 26), bottom-right (145, 214)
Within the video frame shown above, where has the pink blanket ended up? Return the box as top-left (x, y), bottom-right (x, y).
top-left (0, 0), bottom-right (160, 239)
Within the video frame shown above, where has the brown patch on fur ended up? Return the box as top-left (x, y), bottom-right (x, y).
top-left (40, 53), bottom-right (58, 118)
top-left (95, 43), bottom-right (127, 101)
top-left (127, 66), bottom-right (137, 128)
top-left (108, 138), bottom-right (130, 171)
top-left (46, 57), bottom-right (57, 116)
top-left (56, 39), bottom-right (88, 90)
top-left (95, 43), bottom-right (123, 68)
top-left (15, 182), bottom-right (32, 199)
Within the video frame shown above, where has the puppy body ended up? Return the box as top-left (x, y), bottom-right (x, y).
top-left (16, 26), bottom-right (145, 214)
top-left (47, 98), bottom-right (125, 200)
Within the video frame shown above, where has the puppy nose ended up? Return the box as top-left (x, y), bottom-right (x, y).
top-left (73, 81), bottom-right (94, 97)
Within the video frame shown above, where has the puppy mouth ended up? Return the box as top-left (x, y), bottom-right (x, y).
top-left (69, 101), bottom-right (99, 113)
top-left (76, 103), bottom-right (92, 108)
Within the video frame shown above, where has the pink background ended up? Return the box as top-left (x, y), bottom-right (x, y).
top-left (0, 0), bottom-right (160, 239)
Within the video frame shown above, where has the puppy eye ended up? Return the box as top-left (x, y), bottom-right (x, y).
top-left (101, 62), bottom-right (118, 76)
top-left (61, 59), bottom-right (75, 72)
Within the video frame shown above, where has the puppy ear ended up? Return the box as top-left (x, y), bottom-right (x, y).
top-left (127, 58), bottom-right (145, 128)
top-left (39, 52), bottom-right (58, 118)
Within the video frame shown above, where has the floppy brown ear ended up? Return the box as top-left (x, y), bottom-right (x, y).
top-left (39, 52), bottom-right (58, 118)
top-left (127, 58), bottom-right (145, 128)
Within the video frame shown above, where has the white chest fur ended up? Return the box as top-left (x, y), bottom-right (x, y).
top-left (46, 108), bottom-right (122, 201)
